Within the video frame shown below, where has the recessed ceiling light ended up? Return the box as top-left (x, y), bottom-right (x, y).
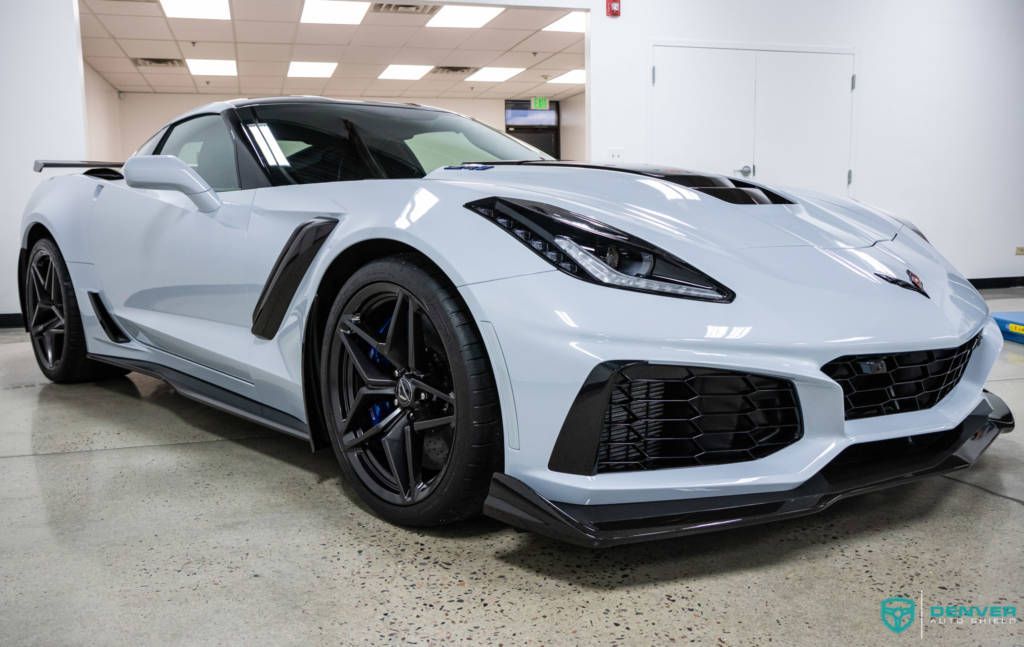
top-left (300, 0), bottom-right (371, 25)
top-left (186, 59), bottom-right (237, 76)
top-left (465, 67), bottom-right (525, 82)
top-left (426, 5), bottom-right (504, 29)
top-left (543, 11), bottom-right (586, 33)
top-left (379, 64), bottom-right (434, 80)
top-left (288, 61), bottom-right (338, 78)
top-left (548, 69), bottom-right (586, 84)
top-left (159, 0), bottom-right (230, 20)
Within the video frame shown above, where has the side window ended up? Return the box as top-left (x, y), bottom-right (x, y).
top-left (157, 115), bottom-right (240, 192)
top-left (134, 128), bottom-right (166, 156)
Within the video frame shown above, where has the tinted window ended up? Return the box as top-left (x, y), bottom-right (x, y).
top-left (248, 103), bottom-right (550, 184)
top-left (157, 115), bottom-right (239, 192)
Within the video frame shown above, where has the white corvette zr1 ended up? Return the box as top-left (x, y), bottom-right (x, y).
top-left (19, 97), bottom-right (1013, 546)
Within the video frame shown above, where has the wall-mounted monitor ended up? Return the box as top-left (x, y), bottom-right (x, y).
top-left (504, 100), bottom-right (559, 127)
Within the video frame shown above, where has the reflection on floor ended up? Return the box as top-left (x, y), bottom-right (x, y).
top-left (1, 290), bottom-right (1022, 645)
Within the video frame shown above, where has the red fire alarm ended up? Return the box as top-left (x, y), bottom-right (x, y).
top-left (606, 0), bottom-right (621, 17)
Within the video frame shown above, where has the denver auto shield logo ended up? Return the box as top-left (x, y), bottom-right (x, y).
top-left (881, 597), bottom-right (916, 634)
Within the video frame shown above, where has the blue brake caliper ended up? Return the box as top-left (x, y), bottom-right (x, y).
top-left (367, 317), bottom-right (393, 426)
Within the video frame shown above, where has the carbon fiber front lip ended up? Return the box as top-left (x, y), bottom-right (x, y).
top-left (484, 391), bottom-right (1013, 548)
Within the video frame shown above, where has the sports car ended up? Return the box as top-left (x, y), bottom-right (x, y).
top-left (19, 97), bottom-right (1014, 546)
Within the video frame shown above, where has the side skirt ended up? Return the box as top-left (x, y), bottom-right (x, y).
top-left (88, 353), bottom-right (311, 442)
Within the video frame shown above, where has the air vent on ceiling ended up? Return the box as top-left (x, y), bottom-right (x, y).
top-left (370, 3), bottom-right (440, 15)
top-left (431, 66), bottom-right (477, 75)
top-left (132, 58), bottom-right (185, 68)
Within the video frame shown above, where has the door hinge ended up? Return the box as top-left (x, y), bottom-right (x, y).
top-left (651, 65), bottom-right (656, 85)
top-left (851, 73), bottom-right (856, 91)
top-left (847, 169), bottom-right (853, 185)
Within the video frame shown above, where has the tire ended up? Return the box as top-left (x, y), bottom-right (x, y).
top-left (319, 254), bottom-right (502, 526)
top-left (24, 238), bottom-right (128, 383)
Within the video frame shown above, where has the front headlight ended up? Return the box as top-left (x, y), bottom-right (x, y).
top-left (465, 197), bottom-right (734, 302)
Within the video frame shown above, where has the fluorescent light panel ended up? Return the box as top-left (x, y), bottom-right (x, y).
top-left (186, 59), bottom-right (236, 76)
top-left (378, 64), bottom-right (433, 80)
top-left (300, 0), bottom-right (371, 24)
top-left (426, 5), bottom-right (504, 28)
top-left (543, 11), bottom-right (586, 33)
top-left (159, 0), bottom-right (230, 20)
top-left (288, 61), bottom-right (338, 78)
top-left (465, 67), bottom-right (524, 82)
top-left (548, 69), bottom-right (586, 84)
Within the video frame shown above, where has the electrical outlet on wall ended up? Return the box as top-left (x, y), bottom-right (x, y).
top-left (608, 148), bottom-right (625, 162)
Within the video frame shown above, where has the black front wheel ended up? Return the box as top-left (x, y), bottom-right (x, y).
top-left (320, 255), bottom-right (502, 526)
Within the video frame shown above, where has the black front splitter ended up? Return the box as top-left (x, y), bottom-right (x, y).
top-left (484, 391), bottom-right (1014, 548)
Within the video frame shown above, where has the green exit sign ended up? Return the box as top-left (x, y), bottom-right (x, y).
top-left (530, 96), bottom-right (550, 110)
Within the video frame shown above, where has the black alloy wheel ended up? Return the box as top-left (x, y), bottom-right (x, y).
top-left (321, 256), bottom-right (501, 526)
top-left (26, 245), bottom-right (67, 370)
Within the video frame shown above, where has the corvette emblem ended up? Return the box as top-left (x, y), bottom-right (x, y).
top-left (875, 269), bottom-right (929, 299)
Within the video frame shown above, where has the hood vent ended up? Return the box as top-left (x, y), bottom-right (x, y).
top-left (132, 57), bottom-right (185, 69)
top-left (370, 3), bottom-right (440, 15)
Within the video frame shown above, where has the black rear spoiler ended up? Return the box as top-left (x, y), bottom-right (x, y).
top-left (34, 160), bottom-right (124, 172)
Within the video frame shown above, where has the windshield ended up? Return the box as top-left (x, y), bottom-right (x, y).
top-left (245, 102), bottom-right (551, 184)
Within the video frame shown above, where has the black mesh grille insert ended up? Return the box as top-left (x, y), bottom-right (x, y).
top-left (821, 334), bottom-right (980, 421)
top-left (595, 365), bottom-right (802, 473)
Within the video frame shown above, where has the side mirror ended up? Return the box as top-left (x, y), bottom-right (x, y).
top-left (123, 155), bottom-right (222, 213)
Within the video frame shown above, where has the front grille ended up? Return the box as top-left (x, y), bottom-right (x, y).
top-left (822, 334), bottom-right (981, 420)
top-left (595, 365), bottom-right (802, 473)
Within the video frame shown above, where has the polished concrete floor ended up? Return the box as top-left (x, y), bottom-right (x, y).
top-left (2, 291), bottom-right (1022, 646)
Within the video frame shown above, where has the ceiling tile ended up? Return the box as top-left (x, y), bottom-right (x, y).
top-left (80, 13), bottom-right (108, 38)
top-left (283, 78), bottom-right (327, 93)
top-left (96, 15), bottom-right (173, 40)
top-left (392, 48), bottom-right (450, 66)
top-left (86, 56), bottom-right (136, 73)
top-left (404, 28), bottom-right (472, 50)
top-left (458, 29), bottom-right (531, 51)
top-left (333, 63), bottom-right (386, 79)
top-left (340, 46), bottom-right (400, 64)
top-left (86, 0), bottom-right (163, 17)
top-left (291, 44), bottom-right (345, 60)
top-left (118, 86), bottom-right (153, 93)
top-left (238, 60), bottom-right (288, 76)
top-left (240, 74), bottom-right (284, 87)
top-left (138, 63), bottom-right (191, 76)
top-left (230, 0), bottom-right (303, 22)
top-left (193, 76), bottom-right (240, 91)
top-left (236, 42), bottom-right (291, 61)
top-left (117, 39), bottom-right (181, 58)
top-left (79, 0), bottom-right (91, 14)
top-left (324, 77), bottom-right (372, 91)
top-left (178, 41), bottom-right (236, 59)
top-left (513, 68), bottom-right (564, 84)
top-left (82, 37), bottom-right (124, 57)
top-left (141, 72), bottom-right (195, 87)
top-left (512, 84), bottom-right (545, 99)
top-left (490, 50), bottom-right (552, 68)
top-left (512, 31), bottom-right (580, 54)
top-left (562, 37), bottom-right (585, 54)
top-left (168, 18), bottom-right (235, 42)
top-left (349, 25), bottom-right (419, 48)
top-left (102, 71), bottom-right (148, 87)
top-left (486, 8), bottom-right (571, 31)
top-left (441, 50), bottom-right (500, 67)
top-left (294, 23), bottom-right (357, 45)
top-left (537, 52), bottom-right (584, 70)
top-left (152, 85), bottom-right (195, 93)
top-left (406, 78), bottom-right (459, 93)
top-left (234, 21), bottom-right (297, 44)
top-left (366, 79), bottom-right (414, 92)
top-left (444, 82), bottom-right (493, 96)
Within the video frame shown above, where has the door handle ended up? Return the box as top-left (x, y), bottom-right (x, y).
top-left (735, 165), bottom-right (753, 177)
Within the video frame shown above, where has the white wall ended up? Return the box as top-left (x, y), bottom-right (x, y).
top-left (0, 0), bottom-right (86, 314)
top-left (583, 0), bottom-right (1024, 279)
top-left (116, 93), bottom-right (507, 159)
top-left (559, 92), bottom-right (587, 160)
top-left (83, 64), bottom-right (121, 160)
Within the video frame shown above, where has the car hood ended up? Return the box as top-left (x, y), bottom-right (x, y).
top-left (428, 162), bottom-right (899, 251)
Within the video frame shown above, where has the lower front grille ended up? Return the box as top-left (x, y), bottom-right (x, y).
top-left (822, 334), bottom-right (981, 420)
top-left (595, 364), bottom-right (802, 473)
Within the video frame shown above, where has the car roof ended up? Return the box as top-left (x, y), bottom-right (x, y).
top-left (175, 96), bottom-right (448, 122)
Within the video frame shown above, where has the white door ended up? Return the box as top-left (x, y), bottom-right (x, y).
top-left (753, 50), bottom-right (853, 195)
top-left (648, 45), bottom-right (853, 196)
top-left (648, 46), bottom-right (756, 178)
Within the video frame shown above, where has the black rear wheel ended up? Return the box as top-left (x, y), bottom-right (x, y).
top-left (25, 238), bottom-right (127, 383)
top-left (320, 255), bottom-right (501, 526)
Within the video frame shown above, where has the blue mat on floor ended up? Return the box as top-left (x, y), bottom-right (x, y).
top-left (993, 312), bottom-right (1024, 344)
